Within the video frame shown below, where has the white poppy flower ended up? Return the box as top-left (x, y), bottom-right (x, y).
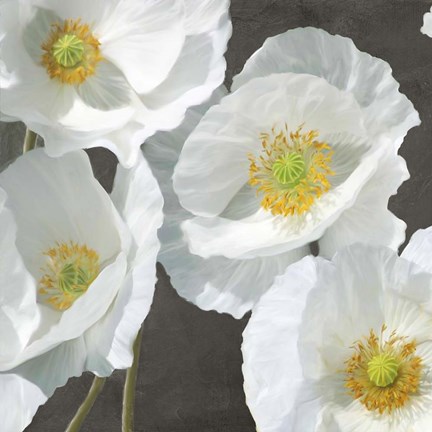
top-left (242, 227), bottom-right (432, 432)
top-left (0, 149), bottom-right (163, 432)
top-left (161, 27), bottom-right (419, 318)
top-left (0, 0), bottom-right (232, 167)
top-left (421, 6), bottom-right (432, 37)
top-left (145, 86), bottom-right (308, 319)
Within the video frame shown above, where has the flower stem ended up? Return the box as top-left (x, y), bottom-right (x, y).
top-left (65, 376), bottom-right (106, 432)
top-left (23, 129), bottom-right (37, 153)
top-left (122, 327), bottom-right (144, 432)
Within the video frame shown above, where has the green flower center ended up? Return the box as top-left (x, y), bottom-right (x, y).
top-left (272, 152), bottom-right (306, 186)
top-left (367, 353), bottom-right (399, 387)
top-left (38, 242), bottom-right (100, 311)
top-left (52, 34), bottom-right (84, 67)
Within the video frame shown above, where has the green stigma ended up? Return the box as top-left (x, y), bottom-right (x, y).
top-left (52, 34), bottom-right (84, 68)
top-left (367, 353), bottom-right (399, 387)
top-left (58, 262), bottom-right (93, 296)
top-left (272, 152), bottom-right (306, 186)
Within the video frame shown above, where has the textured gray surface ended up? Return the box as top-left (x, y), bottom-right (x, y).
top-left (0, 0), bottom-right (431, 431)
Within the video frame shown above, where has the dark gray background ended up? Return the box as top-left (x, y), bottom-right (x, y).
top-left (0, 0), bottom-right (431, 430)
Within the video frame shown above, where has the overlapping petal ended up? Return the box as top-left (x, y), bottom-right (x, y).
top-left (85, 153), bottom-right (163, 375)
top-left (242, 238), bottom-right (432, 432)
top-left (165, 27), bottom-right (418, 317)
top-left (146, 87), bottom-right (310, 318)
top-left (0, 149), bottom-right (163, 430)
top-left (0, 0), bottom-right (232, 167)
top-left (174, 73), bottom-right (367, 217)
top-left (232, 27), bottom-right (420, 144)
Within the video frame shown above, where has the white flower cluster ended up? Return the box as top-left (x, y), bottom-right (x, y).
top-left (0, 1), bottom-right (430, 431)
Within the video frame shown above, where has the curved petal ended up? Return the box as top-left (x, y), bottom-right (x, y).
top-left (35, 105), bottom-right (143, 168)
top-left (232, 27), bottom-right (420, 143)
top-left (298, 244), bottom-right (431, 380)
top-left (161, 215), bottom-right (310, 318)
top-left (76, 61), bottom-right (132, 111)
top-left (144, 87), bottom-right (229, 175)
top-left (402, 227), bottom-right (432, 273)
top-left (180, 144), bottom-right (381, 259)
top-left (318, 150), bottom-right (409, 258)
top-left (0, 1), bottom-right (75, 124)
top-left (0, 150), bottom-right (132, 369)
top-left (21, 6), bottom-right (59, 65)
top-left (0, 336), bottom-right (87, 432)
top-left (85, 153), bottom-right (163, 374)
top-left (184, 0), bottom-right (230, 34)
top-left (0, 188), bottom-right (39, 366)
top-left (2, 252), bottom-right (127, 371)
top-left (29, 0), bottom-right (118, 25)
top-left (174, 73), bottom-right (366, 217)
top-left (146, 87), bottom-right (310, 317)
top-left (242, 256), bottom-right (318, 431)
top-left (141, 15), bottom-right (231, 118)
top-left (0, 374), bottom-right (47, 432)
top-left (421, 8), bottom-right (432, 37)
top-left (98, 0), bottom-right (186, 94)
top-left (0, 149), bottom-right (122, 276)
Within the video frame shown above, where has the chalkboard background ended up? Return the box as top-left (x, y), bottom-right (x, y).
top-left (0, 1), bottom-right (431, 431)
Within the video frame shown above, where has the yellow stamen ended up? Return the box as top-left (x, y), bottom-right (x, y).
top-left (345, 325), bottom-right (422, 415)
top-left (248, 125), bottom-right (334, 217)
top-left (41, 18), bottom-right (102, 85)
top-left (38, 241), bottom-right (100, 311)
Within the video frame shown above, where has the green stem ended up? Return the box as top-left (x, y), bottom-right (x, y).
top-left (65, 376), bottom-right (106, 432)
top-left (122, 327), bottom-right (144, 432)
top-left (23, 129), bottom-right (37, 153)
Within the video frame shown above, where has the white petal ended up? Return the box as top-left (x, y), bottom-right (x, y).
top-left (144, 86), bottom-right (229, 172)
top-left (38, 113), bottom-right (144, 169)
top-left (98, 0), bottom-right (186, 94)
top-left (76, 61), bottom-right (132, 111)
top-left (101, 120), bottom-right (153, 169)
top-left (0, 374), bottom-right (46, 432)
top-left (160, 216), bottom-right (310, 318)
top-left (321, 391), bottom-right (432, 432)
top-left (21, 6), bottom-right (59, 64)
top-left (146, 87), bottom-right (310, 317)
top-left (3, 252), bottom-right (127, 371)
top-left (174, 73), bottom-right (366, 218)
top-left (30, 0), bottom-right (118, 24)
top-left (0, 2), bottom-right (76, 124)
top-left (402, 227), bottom-right (432, 273)
top-left (0, 188), bottom-right (39, 366)
top-left (0, 149), bottom-right (122, 276)
top-left (421, 9), bottom-right (432, 37)
top-left (0, 337), bottom-right (87, 432)
top-left (232, 27), bottom-right (420, 143)
top-left (85, 153), bottom-right (163, 374)
top-left (111, 153), bottom-right (164, 249)
top-left (180, 144), bottom-right (381, 260)
top-left (319, 151), bottom-right (409, 258)
top-left (299, 246), bottom-right (393, 380)
top-left (0, 150), bottom-right (132, 369)
top-left (141, 17), bottom-right (231, 120)
top-left (183, 0), bottom-right (230, 34)
top-left (54, 95), bottom-right (135, 134)
top-left (242, 256), bottom-right (318, 431)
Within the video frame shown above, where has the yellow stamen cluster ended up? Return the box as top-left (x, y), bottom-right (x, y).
top-left (248, 125), bottom-right (334, 217)
top-left (41, 18), bottom-right (102, 85)
top-left (345, 325), bottom-right (423, 415)
top-left (38, 242), bottom-right (100, 311)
